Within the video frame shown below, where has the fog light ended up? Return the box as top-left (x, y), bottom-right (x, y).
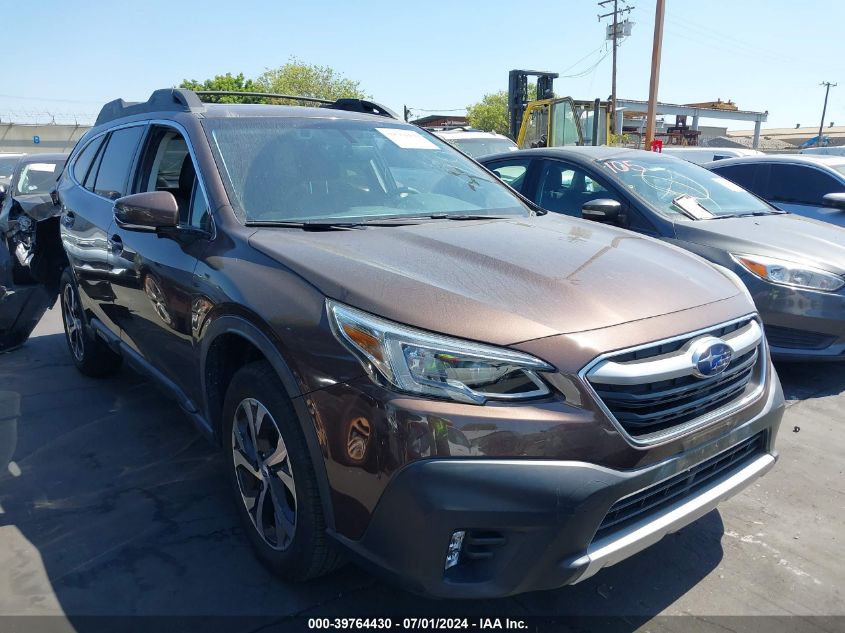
top-left (444, 530), bottom-right (466, 570)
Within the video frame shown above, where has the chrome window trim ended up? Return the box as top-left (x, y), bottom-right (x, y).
top-left (66, 119), bottom-right (216, 239)
top-left (578, 313), bottom-right (767, 448)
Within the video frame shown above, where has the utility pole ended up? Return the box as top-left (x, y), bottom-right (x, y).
top-left (817, 82), bottom-right (836, 147)
top-left (644, 0), bottom-right (665, 149)
top-left (598, 0), bottom-right (634, 135)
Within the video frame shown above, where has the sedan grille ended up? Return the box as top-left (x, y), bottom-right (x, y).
top-left (585, 317), bottom-right (764, 441)
top-left (595, 432), bottom-right (765, 537)
top-left (764, 325), bottom-right (836, 351)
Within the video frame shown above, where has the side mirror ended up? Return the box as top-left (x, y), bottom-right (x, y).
top-left (582, 198), bottom-right (623, 223)
top-left (114, 191), bottom-right (178, 231)
top-left (822, 192), bottom-right (845, 210)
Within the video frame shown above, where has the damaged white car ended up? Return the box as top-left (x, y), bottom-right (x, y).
top-left (0, 153), bottom-right (67, 351)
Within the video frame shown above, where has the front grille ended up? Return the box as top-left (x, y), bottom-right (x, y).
top-left (595, 432), bottom-right (765, 537)
top-left (764, 324), bottom-right (836, 350)
top-left (586, 317), bottom-right (763, 440)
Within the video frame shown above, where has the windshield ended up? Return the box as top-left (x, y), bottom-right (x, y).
top-left (204, 117), bottom-right (530, 223)
top-left (449, 137), bottom-right (518, 158)
top-left (15, 160), bottom-right (65, 195)
top-left (599, 155), bottom-right (776, 218)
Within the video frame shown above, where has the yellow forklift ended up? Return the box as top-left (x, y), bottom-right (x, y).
top-left (508, 69), bottom-right (611, 148)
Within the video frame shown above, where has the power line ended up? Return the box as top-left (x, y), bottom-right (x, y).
top-left (598, 0), bottom-right (636, 133)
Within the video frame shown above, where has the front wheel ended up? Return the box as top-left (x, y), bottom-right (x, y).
top-left (59, 268), bottom-right (122, 377)
top-left (223, 361), bottom-right (341, 580)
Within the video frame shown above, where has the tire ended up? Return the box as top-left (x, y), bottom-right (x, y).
top-left (223, 360), bottom-right (341, 580)
top-left (59, 268), bottom-right (122, 377)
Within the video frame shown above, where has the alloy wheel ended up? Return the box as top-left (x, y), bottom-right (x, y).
top-left (232, 397), bottom-right (297, 550)
top-left (62, 282), bottom-right (84, 361)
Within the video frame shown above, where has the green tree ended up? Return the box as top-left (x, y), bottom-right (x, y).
top-left (466, 85), bottom-right (537, 136)
top-left (255, 57), bottom-right (368, 104)
top-left (179, 59), bottom-right (368, 105)
top-left (179, 73), bottom-right (260, 103)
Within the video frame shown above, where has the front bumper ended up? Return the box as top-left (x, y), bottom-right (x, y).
top-left (333, 378), bottom-right (783, 599)
top-left (741, 274), bottom-right (845, 361)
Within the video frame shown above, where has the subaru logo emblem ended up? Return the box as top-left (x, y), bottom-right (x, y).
top-left (690, 338), bottom-right (733, 379)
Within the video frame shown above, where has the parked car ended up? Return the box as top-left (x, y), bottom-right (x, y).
top-left (799, 146), bottom-right (845, 157)
top-left (0, 153), bottom-right (25, 188)
top-left (705, 154), bottom-right (845, 228)
top-left (5, 89), bottom-right (783, 599)
top-left (480, 147), bottom-right (845, 361)
top-left (0, 153), bottom-right (67, 350)
top-left (660, 147), bottom-right (763, 165)
top-left (430, 128), bottom-right (518, 158)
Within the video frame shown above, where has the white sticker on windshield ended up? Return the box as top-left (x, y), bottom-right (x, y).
top-left (712, 175), bottom-right (745, 192)
top-left (28, 163), bottom-right (57, 173)
top-left (376, 128), bottom-right (439, 150)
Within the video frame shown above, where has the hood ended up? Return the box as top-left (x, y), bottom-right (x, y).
top-left (674, 213), bottom-right (845, 275)
top-left (250, 216), bottom-right (742, 346)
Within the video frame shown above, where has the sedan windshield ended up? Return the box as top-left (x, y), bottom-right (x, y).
top-left (15, 160), bottom-right (65, 195)
top-left (599, 155), bottom-right (776, 218)
top-left (204, 117), bottom-right (531, 223)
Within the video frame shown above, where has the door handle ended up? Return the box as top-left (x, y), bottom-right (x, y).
top-left (108, 234), bottom-right (123, 255)
top-left (61, 210), bottom-right (75, 229)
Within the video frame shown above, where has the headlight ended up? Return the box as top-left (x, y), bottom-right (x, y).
top-left (731, 254), bottom-right (844, 292)
top-left (327, 300), bottom-right (553, 404)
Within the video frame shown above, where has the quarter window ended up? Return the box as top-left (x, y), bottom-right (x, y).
top-left (94, 126), bottom-right (145, 199)
top-left (72, 136), bottom-right (105, 185)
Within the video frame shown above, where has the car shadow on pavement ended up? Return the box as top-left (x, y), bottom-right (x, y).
top-left (0, 331), bottom-right (725, 628)
top-left (774, 361), bottom-right (845, 401)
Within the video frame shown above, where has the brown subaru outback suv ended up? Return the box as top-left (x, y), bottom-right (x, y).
top-left (23, 89), bottom-right (782, 598)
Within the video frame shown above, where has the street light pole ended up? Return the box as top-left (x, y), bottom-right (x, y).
top-left (644, 0), bottom-right (665, 149)
top-left (818, 82), bottom-right (836, 148)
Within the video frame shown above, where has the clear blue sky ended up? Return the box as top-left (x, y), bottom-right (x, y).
top-left (4, 0), bottom-right (843, 131)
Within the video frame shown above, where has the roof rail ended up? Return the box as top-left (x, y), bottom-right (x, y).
top-left (94, 89), bottom-right (399, 127)
top-left (195, 90), bottom-right (398, 120)
top-left (95, 89), bottom-right (205, 127)
top-left (195, 90), bottom-right (334, 105)
top-left (322, 98), bottom-right (398, 120)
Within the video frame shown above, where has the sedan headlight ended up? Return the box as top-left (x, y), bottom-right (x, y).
top-left (327, 300), bottom-right (553, 404)
top-left (731, 254), bottom-right (845, 292)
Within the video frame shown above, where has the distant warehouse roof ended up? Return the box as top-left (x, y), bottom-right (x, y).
top-left (728, 125), bottom-right (845, 148)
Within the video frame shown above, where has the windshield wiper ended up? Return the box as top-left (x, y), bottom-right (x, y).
top-left (245, 214), bottom-right (511, 229)
top-left (710, 210), bottom-right (787, 219)
top-left (245, 220), bottom-right (365, 230)
top-left (387, 213), bottom-right (510, 221)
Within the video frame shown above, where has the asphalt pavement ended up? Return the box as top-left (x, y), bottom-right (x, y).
top-left (0, 306), bottom-right (843, 631)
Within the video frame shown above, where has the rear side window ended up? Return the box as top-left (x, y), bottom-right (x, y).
top-left (769, 164), bottom-right (844, 205)
top-left (72, 136), bottom-right (106, 185)
top-left (711, 163), bottom-right (763, 194)
top-left (93, 126), bottom-right (145, 199)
